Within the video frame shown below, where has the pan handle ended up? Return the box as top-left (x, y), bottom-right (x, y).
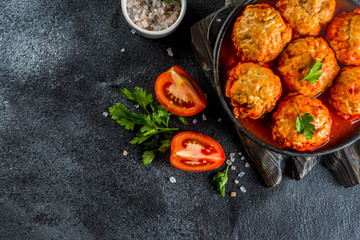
top-left (323, 144), bottom-right (360, 188)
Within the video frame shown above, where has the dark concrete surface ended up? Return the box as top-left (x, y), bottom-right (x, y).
top-left (1, 0), bottom-right (359, 239)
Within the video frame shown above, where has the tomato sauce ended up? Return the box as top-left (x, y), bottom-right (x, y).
top-left (219, 0), bottom-right (360, 151)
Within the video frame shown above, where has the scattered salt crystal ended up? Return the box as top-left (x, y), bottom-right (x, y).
top-left (192, 119), bottom-right (197, 124)
top-left (238, 172), bottom-right (245, 178)
top-left (134, 104), bottom-right (140, 109)
top-left (231, 192), bottom-right (237, 197)
top-left (217, 118), bottom-right (222, 122)
top-left (226, 160), bottom-right (232, 165)
top-left (103, 112), bottom-right (109, 117)
top-left (238, 152), bottom-right (242, 156)
top-left (167, 48), bottom-right (174, 57)
top-left (121, 48), bottom-right (125, 52)
top-left (240, 156), bottom-right (245, 160)
top-left (230, 153), bottom-right (235, 157)
top-left (234, 179), bottom-right (239, 184)
top-left (123, 150), bottom-right (128, 156)
top-left (204, 93), bottom-right (207, 99)
top-left (202, 114), bottom-right (207, 121)
top-left (231, 166), bottom-right (236, 170)
top-left (230, 157), bottom-right (235, 162)
top-left (131, 29), bottom-right (136, 34)
top-left (245, 162), bottom-right (250, 168)
top-left (169, 177), bottom-right (176, 183)
top-left (240, 186), bottom-right (246, 193)
top-left (216, 18), bottom-right (222, 22)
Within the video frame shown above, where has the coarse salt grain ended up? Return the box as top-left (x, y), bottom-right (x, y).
top-left (131, 29), bottom-right (136, 34)
top-left (245, 162), bottom-right (250, 168)
top-left (192, 119), bottom-right (197, 124)
top-left (231, 166), bottom-right (236, 170)
top-left (216, 18), bottom-right (222, 22)
top-left (234, 179), bottom-right (239, 184)
top-left (226, 160), bottom-right (232, 165)
top-left (169, 177), bottom-right (176, 183)
top-left (202, 114), bottom-right (207, 121)
top-left (231, 192), bottom-right (237, 197)
top-left (121, 48), bottom-right (125, 52)
top-left (218, 118), bottom-right (222, 122)
top-left (123, 150), bottom-right (128, 156)
top-left (238, 172), bottom-right (245, 178)
top-left (103, 112), bottom-right (109, 117)
top-left (240, 186), bottom-right (246, 193)
top-left (134, 104), bottom-right (140, 109)
top-left (127, 0), bottom-right (181, 31)
top-left (240, 156), bottom-right (245, 160)
top-left (167, 48), bottom-right (174, 57)
top-left (230, 153), bottom-right (235, 162)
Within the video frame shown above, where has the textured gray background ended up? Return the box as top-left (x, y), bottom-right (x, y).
top-left (1, 0), bottom-right (359, 239)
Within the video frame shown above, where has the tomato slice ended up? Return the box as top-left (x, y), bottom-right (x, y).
top-left (155, 66), bottom-right (206, 116)
top-left (170, 132), bottom-right (225, 172)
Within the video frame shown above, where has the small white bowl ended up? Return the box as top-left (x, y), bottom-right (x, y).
top-left (121, 0), bottom-right (187, 39)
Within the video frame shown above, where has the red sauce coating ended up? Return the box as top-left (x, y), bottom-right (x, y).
top-left (219, 0), bottom-right (360, 152)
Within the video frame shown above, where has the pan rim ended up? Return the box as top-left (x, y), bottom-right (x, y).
top-left (212, 1), bottom-right (360, 157)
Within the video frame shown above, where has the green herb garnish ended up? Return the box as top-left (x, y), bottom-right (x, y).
top-left (212, 165), bottom-right (229, 198)
top-left (295, 107), bottom-right (316, 140)
top-left (300, 56), bottom-right (324, 84)
top-left (109, 87), bottom-right (187, 165)
top-left (161, 0), bottom-right (180, 3)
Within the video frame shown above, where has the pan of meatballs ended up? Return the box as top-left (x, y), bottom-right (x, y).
top-left (212, 0), bottom-right (360, 156)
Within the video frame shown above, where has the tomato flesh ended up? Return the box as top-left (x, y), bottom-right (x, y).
top-left (155, 66), bottom-right (206, 116)
top-left (170, 132), bottom-right (225, 172)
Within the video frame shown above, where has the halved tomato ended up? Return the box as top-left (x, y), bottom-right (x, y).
top-left (155, 66), bottom-right (206, 116)
top-left (170, 132), bottom-right (225, 172)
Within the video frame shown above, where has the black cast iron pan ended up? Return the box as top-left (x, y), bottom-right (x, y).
top-left (191, 0), bottom-right (360, 187)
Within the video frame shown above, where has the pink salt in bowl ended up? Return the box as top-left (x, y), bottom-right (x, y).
top-left (121, 0), bottom-right (187, 39)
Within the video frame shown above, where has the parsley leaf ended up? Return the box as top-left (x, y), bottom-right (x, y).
top-left (158, 139), bottom-right (171, 152)
top-left (300, 56), bottom-right (324, 84)
top-left (295, 107), bottom-right (316, 140)
top-left (109, 88), bottom-right (187, 164)
top-left (177, 115), bottom-right (188, 125)
top-left (143, 150), bottom-right (156, 165)
top-left (161, 0), bottom-right (180, 3)
top-left (212, 165), bottom-right (229, 198)
top-left (121, 87), bottom-right (153, 112)
top-left (109, 103), bottom-right (148, 130)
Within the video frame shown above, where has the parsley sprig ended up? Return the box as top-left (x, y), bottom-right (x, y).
top-left (161, 0), bottom-right (180, 3)
top-left (109, 87), bottom-right (187, 164)
top-left (300, 56), bottom-right (324, 84)
top-left (212, 165), bottom-right (229, 198)
top-left (295, 107), bottom-right (316, 140)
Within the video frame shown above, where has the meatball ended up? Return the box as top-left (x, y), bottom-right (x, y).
top-left (231, 4), bottom-right (292, 63)
top-left (225, 62), bottom-right (282, 119)
top-left (278, 37), bottom-right (340, 97)
top-left (277, 0), bottom-right (336, 38)
top-left (326, 9), bottom-right (360, 66)
top-left (272, 94), bottom-right (331, 151)
top-left (330, 67), bottom-right (360, 121)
